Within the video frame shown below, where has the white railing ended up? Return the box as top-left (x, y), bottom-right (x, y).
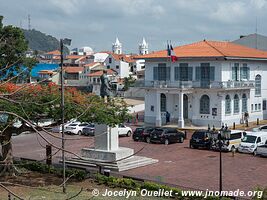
top-left (136, 80), bottom-right (255, 89)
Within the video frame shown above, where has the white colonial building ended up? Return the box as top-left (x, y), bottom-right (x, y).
top-left (138, 40), bottom-right (267, 128)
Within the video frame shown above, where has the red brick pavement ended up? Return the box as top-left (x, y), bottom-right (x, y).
top-left (12, 131), bottom-right (267, 193)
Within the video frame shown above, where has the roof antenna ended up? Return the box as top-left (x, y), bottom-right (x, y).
top-left (28, 14), bottom-right (31, 30)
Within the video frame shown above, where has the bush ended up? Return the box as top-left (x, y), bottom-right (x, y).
top-left (19, 161), bottom-right (86, 180)
top-left (95, 174), bottom-right (231, 200)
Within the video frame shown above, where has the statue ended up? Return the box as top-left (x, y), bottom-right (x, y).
top-left (100, 70), bottom-right (111, 102)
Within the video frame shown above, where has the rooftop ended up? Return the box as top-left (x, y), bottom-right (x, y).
top-left (137, 40), bottom-right (267, 59)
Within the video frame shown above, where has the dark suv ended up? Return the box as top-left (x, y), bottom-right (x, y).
top-left (190, 130), bottom-right (212, 149)
top-left (132, 127), bottom-right (155, 142)
top-left (148, 128), bottom-right (185, 145)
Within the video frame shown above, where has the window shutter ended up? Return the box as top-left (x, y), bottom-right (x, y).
top-left (247, 67), bottom-right (250, 80)
top-left (240, 66), bottom-right (244, 79)
top-left (153, 67), bottom-right (158, 80)
top-left (210, 66), bottom-right (215, 81)
top-left (195, 67), bottom-right (200, 81)
top-left (174, 67), bottom-right (179, 80)
top-left (232, 67), bottom-right (235, 80)
top-left (188, 67), bottom-right (193, 81)
top-left (166, 67), bottom-right (171, 80)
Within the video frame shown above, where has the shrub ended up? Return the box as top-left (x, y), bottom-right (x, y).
top-left (19, 161), bottom-right (86, 180)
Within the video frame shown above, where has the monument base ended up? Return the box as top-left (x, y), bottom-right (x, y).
top-left (65, 155), bottom-right (158, 172)
top-left (81, 147), bottom-right (134, 161)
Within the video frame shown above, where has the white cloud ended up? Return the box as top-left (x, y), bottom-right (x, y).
top-left (210, 1), bottom-right (247, 24)
top-left (47, 0), bottom-right (86, 15)
top-left (251, 0), bottom-right (267, 9)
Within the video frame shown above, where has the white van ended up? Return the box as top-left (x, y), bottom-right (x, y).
top-left (211, 130), bottom-right (246, 152)
top-left (238, 132), bottom-right (267, 154)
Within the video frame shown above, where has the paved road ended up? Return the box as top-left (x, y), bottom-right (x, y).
top-left (12, 131), bottom-right (267, 193)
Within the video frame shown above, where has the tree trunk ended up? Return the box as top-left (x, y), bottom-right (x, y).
top-left (0, 130), bottom-right (16, 176)
top-left (0, 123), bottom-right (32, 176)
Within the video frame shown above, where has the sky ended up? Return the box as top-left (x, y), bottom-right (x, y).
top-left (1, 0), bottom-right (267, 53)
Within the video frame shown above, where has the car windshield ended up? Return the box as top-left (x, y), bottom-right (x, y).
top-left (69, 124), bottom-right (78, 126)
top-left (135, 128), bottom-right (144, 133)
top-left (193, 131), bottom-right (205, 138)
top-left (86, 124), bottom-right (94, 128)
top-left (79, 123), bottom-right (88, 126)
top-left (242, 135), bottom-right (257, 143)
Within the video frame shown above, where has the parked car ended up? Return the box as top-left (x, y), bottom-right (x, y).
top-left (132, 127), bottom-right (155, 142)
top-left (254, 140), bottom-right (267, 157)
top-left (51, 119), bottom-right (79, 133)
top-left (148, 128), bottom-right (185, 145)
top-left (65, 122), bottom-right (91, 135)
top-left (190, 130), bottom-right (213, 149)
top-left (118, 124), bottom-right (132, 137)
top-left (82, 124), bottom-right (95, 136)
top-left (252, 125), bottom-right (267, 132)
top-left (238, 132), bottom-right (267, 154)
top-left (211, 130), bottom-right (246, 152)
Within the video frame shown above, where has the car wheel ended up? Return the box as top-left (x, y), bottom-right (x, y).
top-left (179, 137), bottom-right (184, 143)
top-left (164, 139), bottom-right (169, 145)
top-left (146, 137), bottom-right (151, 143)
top-left (127, 131), bottom-right (131, 137)
top-left (78, 131), bottom-right (82, 135)
top-left (253, 149), bottom-right (257, 156)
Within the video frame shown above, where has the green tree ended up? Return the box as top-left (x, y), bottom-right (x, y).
top-left (0, 16), bottom-right (36, 81)
top-left (0, 16), bottom-right (129, 175)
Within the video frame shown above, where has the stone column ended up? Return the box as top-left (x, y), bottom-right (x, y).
top-left (178, 92), bottom-right (184, 128)
top-left (155, 92), bottom-right (162, 126)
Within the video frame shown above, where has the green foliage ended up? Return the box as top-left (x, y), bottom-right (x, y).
top-left (95, 174), bottom-right (230, 200)
top-left (123, 75), bottom-right (136, 91)
top-left (0, 16), bottom-right (36, 77)
top-left (20, 161), bottom-right (87, 180)
top-left (22, 29), bottom-right (69, 53)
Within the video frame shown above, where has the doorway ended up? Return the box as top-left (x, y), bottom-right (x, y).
top-left (183, 94), bottom-right (189, 119)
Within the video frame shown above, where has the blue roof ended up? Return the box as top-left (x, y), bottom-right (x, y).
top-left (31, 63), bottom-right (59, 77)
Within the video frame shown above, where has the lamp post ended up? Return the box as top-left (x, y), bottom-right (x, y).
top-left (218, 131), bottom-right (222, 197)
top-left (60, 38), bottom-right (71, 193)
top-left (218, 124), bottom-right (229, 199)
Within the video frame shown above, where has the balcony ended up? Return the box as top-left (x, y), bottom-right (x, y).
top-left (135, 80), bottom-right (255, 90)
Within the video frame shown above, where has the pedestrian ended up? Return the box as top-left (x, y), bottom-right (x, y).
top-left (166, 111), bottom-right (170, 124)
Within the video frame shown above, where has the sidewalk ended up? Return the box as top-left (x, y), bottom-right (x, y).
top-left (127, 119), bottom-right (267, 131)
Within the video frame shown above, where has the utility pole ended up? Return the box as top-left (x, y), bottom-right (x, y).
top-left (60, 39), bottom-right (66, 193)
top-left (60, 38), bottom-right (71, 193)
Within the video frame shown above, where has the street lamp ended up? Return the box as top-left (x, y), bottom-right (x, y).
top-left (60, 38), bottom-right (71, 193)
top-left (218, 124), bottom-right (230, 199)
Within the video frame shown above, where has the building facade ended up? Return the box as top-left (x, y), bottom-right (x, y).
top-left (138, 40), bottom-right (267, 128)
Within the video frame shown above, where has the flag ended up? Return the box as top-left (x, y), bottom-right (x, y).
top-left (170, 45), bottom-right (178, 62)
top-left (167, 44), bottom-right (171, 56)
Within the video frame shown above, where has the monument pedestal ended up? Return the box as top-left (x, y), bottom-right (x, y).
top-left (81, 147), bottom-right (134, 161)
top-left (65, 124), bottom-right (158, 171)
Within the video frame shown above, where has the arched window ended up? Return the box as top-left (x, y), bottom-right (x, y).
top-left (225, 95), bottom-right (231, 114)
top-left (255, 75), bottom-right (261, 96)
top-left (234, 94), bottom-right (239, 114)
top-left (242, 94), bottom-right (247, 112)
top-left (200, 95), bottom-right (210, 114)
top-left (160, 93), bottom-right (166, 112)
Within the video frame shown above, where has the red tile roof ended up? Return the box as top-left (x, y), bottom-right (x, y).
top-left (84, 62), bottom-right (101, 67)
top-left (136, 40), bottom-right (267, 59)
top-left (66, 55), bottom-right (84, 59)
top-left (46, 50), bottom-right (60, 55)
top-left (101, 51), bottom-right (135, 63)
top-left (87, 69), bottom-right (116, 77)
top-left (64, 66), bottom-right (84, 73)
top-left (38, 70), bottom-right (54, 75)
